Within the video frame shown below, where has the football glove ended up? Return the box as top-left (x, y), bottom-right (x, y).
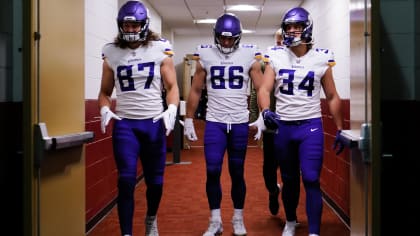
top-left (333, 130), bottom-right (345, 155)
top-left (249, 112), bottom-right (266, 140)
top-left (181, 118), bottom-right (198, 141)
top-left (100, 106), bottom-right (121, 134)
top-left (153, 104), bottom-right (178, 136)
top-left (262, 109), bottom-right (281, 130)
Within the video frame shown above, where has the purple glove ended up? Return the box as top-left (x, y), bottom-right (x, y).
top-left (333, 130), bottom-right (345, 155)
top-left (262, 109), bottom-right (280, 130)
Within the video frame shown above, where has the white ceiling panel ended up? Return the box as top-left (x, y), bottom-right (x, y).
top-left (146, 0), bottom-right (304, 36)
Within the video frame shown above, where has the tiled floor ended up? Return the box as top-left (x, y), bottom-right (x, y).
top-left (87, 147), bottom-right (350, 236)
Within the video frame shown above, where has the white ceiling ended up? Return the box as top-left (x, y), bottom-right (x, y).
top-left (147, 0), bottom-right (304, 36)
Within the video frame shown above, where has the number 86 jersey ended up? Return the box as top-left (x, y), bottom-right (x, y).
top-left (194, 44), bottom-right (261, 124)
top-left (264, 46), bottom-right (336, 121)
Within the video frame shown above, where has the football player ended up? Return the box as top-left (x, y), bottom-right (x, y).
top-left (97, 1), bottom-right (179, 235)
top-left (183, 13), bottom-right (264, 236)
top-left (251, 7), bottom-right (344, 236)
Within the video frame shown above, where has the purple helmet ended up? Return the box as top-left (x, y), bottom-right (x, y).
top-left (213, 13), bottom-right (242, 54)
top-left (117, 1), bottom-right (149, 42)
top-left (281, 7), bottom-right (313, 47)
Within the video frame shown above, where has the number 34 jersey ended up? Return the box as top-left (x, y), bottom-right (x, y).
top-left (264, 46), bottom-right (336, 121)
top-left (102, 39), bottom-right (173, 120)
top-left (194, 44), bottom-right (261, 124)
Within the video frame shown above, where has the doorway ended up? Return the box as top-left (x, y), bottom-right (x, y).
top-left (0, 0), bottom-right (23, 234)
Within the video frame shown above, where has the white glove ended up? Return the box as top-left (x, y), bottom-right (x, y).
top-left (100, 106), bottom-right (122, 134)
top-left (153, 104), bottom-right (177, 136)
top-left (249, 112), bottom-right (266, 140)
top-left (180, 118), bottom-right (198, 141)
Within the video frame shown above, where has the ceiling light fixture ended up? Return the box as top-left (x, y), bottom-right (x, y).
top-left (193, 18), bottom-right (217, 24)
top-left (225, 4), bottom-right (261, 12)
top-left (242, 29), bottom-right (255, 34)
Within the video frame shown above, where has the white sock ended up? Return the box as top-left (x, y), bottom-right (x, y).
top-left (233, 208), bottom-right (243, 218)
top-left (285, 220), bottom-right (297, 227)
top-left (309, 234), bottom-right (319, 236)
top-left (210, 209), bottom-right (221, 220)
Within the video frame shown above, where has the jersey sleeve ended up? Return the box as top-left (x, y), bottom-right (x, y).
top-left (193, 45), bottom-right (202, 61)
top-left (193, 44), bottom-right (211, 68)
top-left (327, 50), bottom-right (336, 67)
top-left (263, 46), bottom-right (276, 69)
top-left (101, 43), bottom-right (114, 60)
top-left (157, 38), bottom-right (174, 57)
top-left (314, 48), bottom-right (336, 67)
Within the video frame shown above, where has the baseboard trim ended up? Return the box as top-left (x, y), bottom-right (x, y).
top-left (322, 191), bottom-right (350, 229)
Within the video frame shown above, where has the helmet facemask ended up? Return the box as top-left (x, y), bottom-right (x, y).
top-left (118, 19), bottom-right (150, 42)
top-left (214, 34), bottom-right (241, 54)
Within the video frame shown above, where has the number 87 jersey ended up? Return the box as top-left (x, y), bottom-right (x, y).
top-left (194, 43), bottom-right (261, 124)
top-left (102, 39), bottom-right (174, 119)
top-left (264, 45), bottom-right (336, 121)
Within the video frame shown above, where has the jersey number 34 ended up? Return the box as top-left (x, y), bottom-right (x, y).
top-left (279, 69), bottom-right (315, 96)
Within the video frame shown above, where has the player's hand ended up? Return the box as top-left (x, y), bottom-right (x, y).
top-left (333, 130), bottom-right (345, 155)
top-left (249, 112), bottom-right (266, 140)
top-left (180, 118), bottom-right (198, 141)
top-left (100, 106), bottom-right (122, 134)
top-left (153, 104), bottom-right (178, 136)
top-left (262, 109), bottom-right (280, 130)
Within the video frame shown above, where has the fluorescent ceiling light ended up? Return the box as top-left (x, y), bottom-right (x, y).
top-left (225, 4), bottom-right (261, 12)
top-left (242, 29), bottom-right (255, 34)
top-left (193, 18), bottom-right (217, 24)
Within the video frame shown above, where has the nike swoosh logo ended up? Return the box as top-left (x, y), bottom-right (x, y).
top-left (310, 128), bottom-right (318, 132)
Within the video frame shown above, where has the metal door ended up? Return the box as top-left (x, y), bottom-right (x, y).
top-left (20, 1), bottom-right (92, 235)
top-left (345, 0), bottom-right (379, 235)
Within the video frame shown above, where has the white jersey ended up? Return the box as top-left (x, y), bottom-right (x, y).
top-left (102, 39), bottom-right (174, 119)
top-left (194, 44), bottom-right (260, 123)
top-left (264, 46), bottom-right (335, 121)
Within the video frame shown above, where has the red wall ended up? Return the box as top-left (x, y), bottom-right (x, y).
top-left (321, 98), bottom-right (351, 218)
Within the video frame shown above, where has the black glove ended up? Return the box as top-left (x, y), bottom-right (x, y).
top-left (332, 130), bottom-right (345, 155)
top-left (262, 109), bottom-right (280, 130)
